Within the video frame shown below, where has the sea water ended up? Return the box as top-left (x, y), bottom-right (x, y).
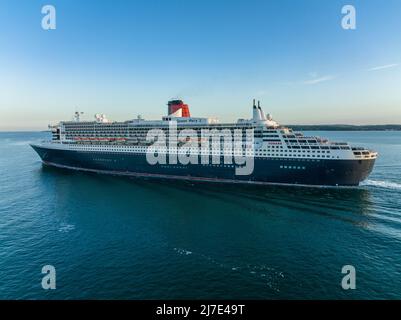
top-left (0, 131), bottom-right (400, 299)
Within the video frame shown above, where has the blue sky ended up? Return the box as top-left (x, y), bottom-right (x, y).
top-left (0, 0), bottom-right (401, 130)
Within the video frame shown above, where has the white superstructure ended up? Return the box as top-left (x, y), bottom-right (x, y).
top-left (46, 100), bottom-right (377, 162)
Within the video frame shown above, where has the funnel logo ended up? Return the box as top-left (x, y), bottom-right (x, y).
top-left (146, 121), bottom-right (255, 176)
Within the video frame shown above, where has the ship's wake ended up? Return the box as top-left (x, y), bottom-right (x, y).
top-left (361, 179), bottom-right (401, 190)
top-left (173, 247), bottom-right (284, 292)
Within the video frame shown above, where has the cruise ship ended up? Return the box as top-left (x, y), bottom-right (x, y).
top-left (31, 100), bottom-right (377, 187)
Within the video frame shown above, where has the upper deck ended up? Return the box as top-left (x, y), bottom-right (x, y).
top-left (48, 99), bottom-right (377, 161)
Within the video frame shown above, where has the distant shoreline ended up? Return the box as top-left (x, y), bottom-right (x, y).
top-left (288, 125), bottom-right (401, 131)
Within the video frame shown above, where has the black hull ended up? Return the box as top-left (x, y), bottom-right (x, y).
top-left (31, 145), bottom-right (375, 187)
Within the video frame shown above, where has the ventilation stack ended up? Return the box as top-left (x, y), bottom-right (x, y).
top-left (252, 99), bottom-right (260, 121)
top-left (258, 101), bottom-right (267, 121)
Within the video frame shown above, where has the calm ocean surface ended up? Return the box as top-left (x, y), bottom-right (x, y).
top-left (0, 131), bottom-right (400, 299)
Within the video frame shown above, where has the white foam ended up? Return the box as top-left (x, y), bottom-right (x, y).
top-left (361, 179), bottom-right (401, 190)
top-left (172, 247), bottom-right (283, 291)
top-left (58, 223), bottom-right (75, 233)
top-left (174, 248), bottom-right (192, 255)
